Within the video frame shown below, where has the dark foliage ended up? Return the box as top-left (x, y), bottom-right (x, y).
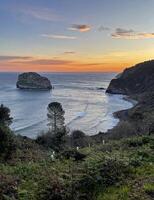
top-left (99, 158), bottom-right (130, 187)
top-left (61, 149), bottom-right (87, 161)
top-left (47, 102), bottom-right (65, 133)
top-left (0, 104), bottom-right (13, 126)
top-left (0, 174), bottom-right (19, 200)
top-left (71, 130), bottom-right (91, 148)
top-left (37, 177), bottom-right (70, 200)
top-left (0, 126), bottom-right (16, 160)
top-left (36, 130), bottom-right (67, 152)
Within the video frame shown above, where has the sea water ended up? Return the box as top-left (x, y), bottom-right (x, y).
top-left (0, 72), bottom-right (133, 138)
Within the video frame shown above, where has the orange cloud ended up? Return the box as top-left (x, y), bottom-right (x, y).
top-left (69, 24), bottom-right (91, 32)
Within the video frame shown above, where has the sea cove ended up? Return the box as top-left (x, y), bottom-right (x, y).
top-left (0, 72), bottom-right (132, 137)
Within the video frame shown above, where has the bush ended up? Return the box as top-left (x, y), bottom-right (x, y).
top-left (74, 174), bottom-right (97, 200)
top-left (61, 149), bottom-right (87, 161)
top-left (126, 137), bottom-right (143, 147)
top-left (0, 104), bottom-right (13, 126)
top-left (36, 130), bottom-right (67, 152)
top-left (99, 158), bottom-right (130, 187)
top-left (36, 177), bottom-right (70, 200)
top-left (0, 126), bottom-right (16, 160)
top-left (0, 174), bottom-right (19, 199)
top-left (71, 130), bottom-right (92, 148)
top-left (143, 183), bottom-right (154, 197)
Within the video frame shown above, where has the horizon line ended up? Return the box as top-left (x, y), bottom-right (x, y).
top-left (0, 71), bottom-right (119, 74)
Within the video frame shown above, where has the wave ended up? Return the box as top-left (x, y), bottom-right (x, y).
top-left (13, 119), bottom-right (46, 133)
top-left (55, 84), bottom-right (106, 91)
top-left (67, 103), bottom-right (89, 126)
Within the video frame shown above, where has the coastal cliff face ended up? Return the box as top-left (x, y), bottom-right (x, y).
top-left (104, 60), bottom-right (154, 138)
top-left (106, 60), bottom-right (154, 95)
top-left (16, 72), bottom-right (52, 90)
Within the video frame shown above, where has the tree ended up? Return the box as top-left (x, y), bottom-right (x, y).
top-left (0, 105), bottom-right (15, 160)
top-left (0, 104), bottom-right (13, 127)
top-left (47, 102), bottom-right (65, 133)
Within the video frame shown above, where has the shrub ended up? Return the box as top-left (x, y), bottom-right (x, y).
top-left (0, 104), bottom-right (13, 126)
top-left (0, 174), bottom-right (19, 199)
top-left (0, 126), bottom-right (16, 160)
top-left (36, 177), bottom-right (70, 200)
top-left (74, 174), bottom-right (97, 200)
top-left (143, 183), bottom-right (154, 197)
top-left (36, 130), bottom-right (67, 152)
top-left (129, 157), bottom-right (142, 167)
top-left (99, 158), bottom-right (130, 187)
top-left (126, 137), bottom-right (143, 147)
top-left (61, 149), bottom-right (87, 161)
top-left (71, 130), bottom-right (91, 148)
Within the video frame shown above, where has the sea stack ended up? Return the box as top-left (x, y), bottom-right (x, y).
top-left (16, 72), bottom-right (52, 90)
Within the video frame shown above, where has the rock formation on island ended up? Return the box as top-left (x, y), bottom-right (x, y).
top-left (106, 60), bottom-right (154, 95)
top-left (16, 72), bottom-right (52, 90)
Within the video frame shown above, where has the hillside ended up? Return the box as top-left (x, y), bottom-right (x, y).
top-left (0, 134), bottom-right (154, 200)
top-left (104, 60), bottom-right (154, 138)
top-left (106, 60), bottom-right (154, 95)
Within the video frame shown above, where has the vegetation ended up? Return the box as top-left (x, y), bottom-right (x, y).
top-left (0, 104), bottom-right (154, 199)
top-left (0, 104), bottom-right (13, 126)
top-left (47, 102), bottom-right (65, 133)
top-left (0, 132), bottom-right (153, 199)
top-left (0, 104), bottom-right (15, 161)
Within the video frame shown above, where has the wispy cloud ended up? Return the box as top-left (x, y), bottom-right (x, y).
top-left (0, 56), bottom-right (73, 66)
top-left (8, 4), bottom-right (62, 22)
top-left (41, 34), bottom-right (77, 40)
top-left (111, 28), bottom-right (154, 39)
top-left (21, 7), bottom-right (61, 22)
top-left (13, 59), bottom-right (73, 65)
top-left (0, 56), bottom-right (32, 61)
top-left (98, 26), bottom-right (110, 32)
top-left (68, 24), bottom-right (91, 32)
top-left (64, 51), bottom-right (76, 55)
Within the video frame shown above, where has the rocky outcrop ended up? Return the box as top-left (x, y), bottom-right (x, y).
top-left (106, 60), bottom-right (154, 95)
top-left (16, 72), bottom-right (52, 90)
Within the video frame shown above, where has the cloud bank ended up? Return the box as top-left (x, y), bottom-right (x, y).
top-left (112, 28), bottom-right (154, 39)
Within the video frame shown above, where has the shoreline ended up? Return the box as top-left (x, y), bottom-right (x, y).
top-left (92, 94), bottom-right (138, 140)
top-left (113, 95), bottom-right (138, 120)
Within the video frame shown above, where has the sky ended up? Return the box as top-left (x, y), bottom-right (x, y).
top-left (0, 0), bottom-right (154, 72)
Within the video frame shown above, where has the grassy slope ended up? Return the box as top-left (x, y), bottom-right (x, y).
top-left (0, 135), bottom-right (154, 200)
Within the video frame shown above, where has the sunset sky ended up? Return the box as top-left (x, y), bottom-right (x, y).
top-left (0, 0), bottom-right (154, 72)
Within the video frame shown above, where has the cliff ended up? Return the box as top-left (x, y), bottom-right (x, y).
top-left (16, 72), bottom-right (52, 90)
top-left (105, 60), bottom-right (154, 138)
top-left (106, 60), bottom-right (154, 95)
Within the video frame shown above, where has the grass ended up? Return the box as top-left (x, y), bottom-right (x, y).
top-left (97, 185), bottom-right (130, 200)
top-left (143, 183), bottom-right (154, 196)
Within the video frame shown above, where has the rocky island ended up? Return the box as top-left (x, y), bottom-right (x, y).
top-left (16, 72), bottom-right (52, 90)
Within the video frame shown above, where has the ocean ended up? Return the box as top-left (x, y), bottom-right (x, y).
top-left (0, 72), bottom-right (133, 138)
